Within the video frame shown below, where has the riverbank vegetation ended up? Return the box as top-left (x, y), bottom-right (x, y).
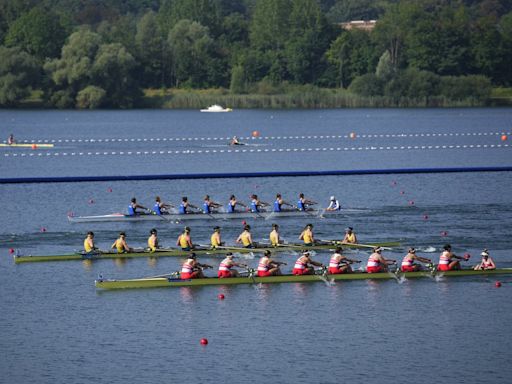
top-left (1, 0), bottom-right (511, 109)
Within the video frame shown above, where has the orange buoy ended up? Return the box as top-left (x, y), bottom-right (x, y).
top-left (31, 144), bottom-right (38, 150)
top-left (200, 338), bottom-right (208, 345)
top-left (218, 294), bottom-right (225, 300)
top-left (252, 130), bottom-right (260, 137)
top-left (501, 135), bottom-right (508, 141)
top-left (495, 281), bottom-right (502, 288)
top-left (349, 132), bottom-right (356, 139)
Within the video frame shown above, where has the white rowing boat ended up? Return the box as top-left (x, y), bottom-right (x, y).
top-left (200, 104), bottom-right (232, 112)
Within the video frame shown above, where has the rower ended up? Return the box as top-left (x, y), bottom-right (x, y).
top-left (299, 223), bottom-right (315, 246)
top-left (111, 232), bottom-right (132, 253)
top-left (7, 133), bottom-right (15, 145)
top-left (153, 196), bottom-right (173, 215)
top-left (292, 250), bottom-right (324, 275)
top-left (366, 247), bottom-right (396, 273)
top-left (218, 253), bottom-right (248, 278)
top-left (147, 228), bottom-right (159, 252)
top-left (250, 194), bottom-right (269, 213)
top-left (230, 136), bottom-right (241, 145)
top-left (437, 244), bottom-right (468, 271)
top-left (236, 224), bottom-right (254, 248)
top-left (180, 253), bottom-right (212, 279)
top-left (326, 196), bottom-right (340, 211)
top-left (128, 197), bottom-right (148, 216)
top-left (177, 227), bottom-right (194, 251)
top-left (84, 231), bottom-right (97, 253)
top-left (203, 195), bottom-right (222, 214)
top-left (273, 193), bottom-right (293, 212)
top-left (400, 247), bottom-right (432, 272)
top-left (474, 249), bottom-right (496, 270)
top-left (257, 250), bottom-right (286, 276)
top-left (342, 227), bottom-right (358, 244)
top-left (179, 196), bottom-right (198, 214)
top-left (328, 247), bottom-right (360, 274)
top-left (227, 194), bottom-right (247, 213)
top-left (297, 193), bottom-right (316, 211)
top-left (210, 226), bottom-right (224, 249)
top-left (269, 223), bottom-right (282, 246)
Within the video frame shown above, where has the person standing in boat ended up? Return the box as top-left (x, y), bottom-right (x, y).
top-left (297, 193), bottom-right (316, 211)
top-left (342, 227), bottom-right (358, 244)
top-left (147, 228), bottom-right (160, 252)
top-left (177, 227), bottom-right (194, 251)
top-left (179, 197), bottom-right (198, 214)
top-left (250, 194), bottom-right (269, 212)
top-left (269, 223), bottom-right (283, 246)
top-left (292, 250), bottom-right (324, 275)
top-left (257, 250), bottom-right (286, 277)
top-left (437, 244), bottom-right (469, 271)
top-left (203, 195), bottom-right (222, 214)
top-left (180, 253), bottom-right (212, 279)
top-left (326, 196), bottom-right (340, 211)
top-left (153, 196), bottom-right (173, 215)
top-left (400, 248), bottom-right (432, 272)
top-left (111, 232), bottom-right (132, 253)
top-left (7, 134), bottom-right (15, 145)
top-left (210, 226), bottom-right (224, 249)
top-left (366, 247), bottom-right (396, 273)
top-left (128, 198), bottom-right (148, 216)
top-left (227, 194), bottom-right (247, 213)
top-left (473, 249), bottom-right (496, 270)
top-left (273, 193), bottom-right (293, 212)
top-left (236, 224), bottom-right (255, 248)
top-left (84, 231), bottom-right (97, 253)
top-left (299, 224), bottom-right (316, 246)
top-left (328, 247), bottom-right (360, 274)
top-left (218, 253), bottom-right (248, 278)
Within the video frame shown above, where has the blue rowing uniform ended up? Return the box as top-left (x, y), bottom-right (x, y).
top-left (179, 203), bottom-right (187, 214)
top-left (153, 203), bottom-right (162, 215)
top-left (127, 204), bottom-right (136, 216)
top-left (203, 202), bottom-right (210, 214)
top-left (297, 200), bottom-right (305, 211)
top-left (250, 200), bottom-right (259, 213)
top-left (273, 200), bottom-right (281, 212)
top-left (227, 202), bottom-right (235, 213)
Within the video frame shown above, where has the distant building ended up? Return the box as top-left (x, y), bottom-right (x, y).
top-left (340, 20), bottom-right (377, 31)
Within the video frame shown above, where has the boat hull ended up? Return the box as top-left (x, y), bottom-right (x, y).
top-left (95, 268), bottom-right (512, 289)
top-left (0, 143), bottom-right (54, 148)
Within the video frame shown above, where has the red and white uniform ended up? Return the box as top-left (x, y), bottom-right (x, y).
top-left (401, 254), bottom-right (416, 272)
top-left (218, 258), bottom-right (234, 278)
top-left (293, 257), bottom-right (308, 275)
top-left (367, 253), bottom-right (383, 273)
top-left (181, 260), bottom-right (195, 279)
top-left (481, 258), bottom-right (493, 269)
top-left (437, 251), bottom-right (452, 271)
top-left (257, 257), bottom-right (272, 277)
top-left (328, 253), bottom-right (347, 274)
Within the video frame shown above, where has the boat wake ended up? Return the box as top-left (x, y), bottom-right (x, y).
top-left (418, 246), bottom-right (437, 253)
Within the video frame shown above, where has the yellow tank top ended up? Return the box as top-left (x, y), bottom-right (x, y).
top-left (302, 230), bottom-right (313, 244)
top-left (345, 233), bottom-right (356, 243)
top-left (115, 239), bottom-right (124, 253)
top-left (211, 233), bottom-right (221, 248)
top-left (241, 231), bottom-right (251, 246)
top-left (270, 230), bottom-right (279, 246)
top-left (148, 236), bottom-right (157, 251)
top-left (84, 238), bottom-right (93, 252)
top-left (179, 234), bottom-right (189, 248)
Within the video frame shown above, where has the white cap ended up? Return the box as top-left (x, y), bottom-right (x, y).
top-left (330, 196), bottom-right (335, 200)
top-left (481, 251), bottom-right (489, 257)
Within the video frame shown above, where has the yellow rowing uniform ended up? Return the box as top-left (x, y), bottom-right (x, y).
top-left (345, 233), bottom-right (356, 243)
top-left (114, 239), bottom-right (125, 253)
top-left (302, 230), bottom-right (313, 244)
top-left (148, 235), bottom-right (157, 252)
top-left (84, 238), bottom-right (93, 252)
top-left (179, 234), bottom-right (190, 248)
top-left (270, 230), bottom-right (279, 246)
top-left (240, 231), bottom-right (252, 247)
top-left (211, 233), bottom-right (221, 248)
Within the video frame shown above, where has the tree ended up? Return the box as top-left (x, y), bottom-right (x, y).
top-left (135, 11), bottom-right (166, 87)
top-left (76, 85), bottom-right (106, 108)
top-left (0, 45), bottom-right (40, 106)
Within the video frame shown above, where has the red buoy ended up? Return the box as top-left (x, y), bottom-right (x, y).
top-left (200, 338), bottom-right (208, 345)
top-left (9, 248), bottom-right (15, 254)
top-left (31, 144), bottom-right (38, 150)
top-left (441, 231), bottom-right (448, 237)
top-left (423, 214), bottom-right (429, 220)
top-left (495, 281), bottom-right (502, 288)
top-left (252, 130), bottom-right (260, 137)
top-left (501, 135), bottom-right (507, 141)
top-left (41, 227), bottom-right (47, 232)
top-left (218, 294), bottom-right (225, 300)
top-left (107, 188), bottom-right (112, 193)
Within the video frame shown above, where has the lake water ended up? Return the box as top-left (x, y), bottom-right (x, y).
top-left (0, 108), bottom-right (511, 384)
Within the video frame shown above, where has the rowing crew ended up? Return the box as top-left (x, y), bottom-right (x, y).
top-left (126, 193), bottom-right (342, 216)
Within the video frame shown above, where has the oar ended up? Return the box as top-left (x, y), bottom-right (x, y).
top-left (142, 271), bottom-right (180, 279)
top-left (318, 239), bottom-right (393, 250)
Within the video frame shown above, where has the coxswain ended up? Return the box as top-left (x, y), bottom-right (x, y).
top-left (400, 247), bottom-right (432, 272)
top-left (111, 232), bottom-right (132, 253)
top-left (474, 249), bottom-right (496, 270)
top-left (179, 196), bottom-right (198, 214)
top-left (153, 196), bottom-right (173, 215)
top-left (250, 194), bottom-right (269, 213)
top-left (210, 226), bottom-right (224, 248)
top-left (269, 223), bottom-right (282, 246)
top-left (180, 253), bottom-right (212, 279)
top-left (227, 194), bottom-right (247, 213)
top-left (437, 244), bottom-right (468, 271)
top-left (297, 193), bottom-right (316, 211)
top-left (147, 228), bottom-right (159, 252)
top-left (299, 223), bottom-right (315, 246)
top-left (328, 247), bottom-right (360, 274)
top-left (84, 231), bottom-right (97, 253)
top-left (203, 195), bottom-right (222, 214)
top-left (342, 227), bottom-right (358, 244)
top-left (326, 196), bottom-right (340, 211)
top-left (218, 253), bottom-right (248, 278)
top-left (257, 250), bottom-right (286, 277)
top-left (366, 247), bottom-right (396, 273)
top-left (128, 197), bottom-right (148, 216)
top-left (273, 193), bottom-right (293, 212)
top-left (7, 134), bottom-right (15, 145)
top-left (177, 226), bottom-right (194, 251)
top-left (292, 250), bottom-right (324, 275)
top-left (236, 224), bottom-right (254, 248)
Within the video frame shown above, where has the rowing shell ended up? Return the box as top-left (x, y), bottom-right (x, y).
top-left (0, 143), bottom-right (54, 148)
top-left (95, 268), bottom-right (512, 289)
top-left (67, 209), bottom-right (350, 223)
top-left (12, 241), bottom-right (400, 264)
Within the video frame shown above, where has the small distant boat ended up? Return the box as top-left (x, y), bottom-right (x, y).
top-left (200, 104), bottom-right (232, 113)
top-left (0, 143), bottom-right (54, 148)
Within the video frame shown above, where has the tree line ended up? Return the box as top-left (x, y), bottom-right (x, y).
top-left (0, 0), bottom-right (511, 108)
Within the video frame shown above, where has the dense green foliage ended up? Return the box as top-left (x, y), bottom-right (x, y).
top-left (1, 0), bottom-right (511, 108)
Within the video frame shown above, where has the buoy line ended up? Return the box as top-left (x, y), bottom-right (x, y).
top-left (3, 143), bottom-right (510, 158)
top-left (2, 131), bottom-right (510, 144)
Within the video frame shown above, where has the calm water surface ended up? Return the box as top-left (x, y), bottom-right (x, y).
top-left (0, 108), bottom-right (511, 384)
